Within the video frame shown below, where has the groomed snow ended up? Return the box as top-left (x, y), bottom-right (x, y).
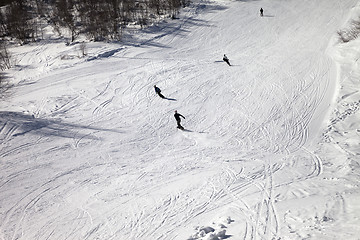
top-left (1, 0), bottom-right (359, 239)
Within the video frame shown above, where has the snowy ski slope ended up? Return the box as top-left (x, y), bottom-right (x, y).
top-left (1, 0), bottom-right (360, 239)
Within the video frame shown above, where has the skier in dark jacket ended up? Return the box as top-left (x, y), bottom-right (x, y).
top-left (174, 110), bottom-right (185, 129)
top-left (223, 54), bottom-right (231, 66)
top-left (154, 85), bottom-right (165, 98)
top-left (260, 8), bottom-right (263, 17)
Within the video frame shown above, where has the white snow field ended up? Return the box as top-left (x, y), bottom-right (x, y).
top-left (1, 0), bottom-right (360, 239)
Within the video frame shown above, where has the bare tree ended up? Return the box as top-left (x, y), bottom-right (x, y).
top-left (168, 0), bottom-right (181, 19)
top-left (51, 0), bottom-right (79, 42)
top-left (0, 71), bottom-right (11, 99)
top-left (0, 41), bottom-right (12, 99)
top-left (107, 0), bottom-right (121, 39)
top-left (1, 0), bottom-right (191, 43)
top-left (148, 0), bottom-right (163, 16)
top-left (0, 0), bottom-right (15, 7)
top-left (79, 42), bottom-right (87, 57)
top-left (137, 2), bottom-right (149, 28)
top-left (0, 42), bottom-right (11, 70)
top-left (0, 10), bottom-right (7, 38)
top-left (5, 0), bottom-right (35, 44)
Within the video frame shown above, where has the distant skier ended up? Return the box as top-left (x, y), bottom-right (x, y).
top-left (154, 85), bottom-right (165, 98)
top-left (260, 8), bottom-right (263, 17)
top-left (223, 54), bottom-right (231, 66)
top-left (174, 110), bottom-right (185, 130)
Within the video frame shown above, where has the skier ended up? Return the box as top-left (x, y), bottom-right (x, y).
top-left (260, 8), bottom-right (263, 17)
top-left (174, 110), bottom-right (185, 129)
top-left (223, 54), bottom-right (231, 66)
top-left (154, 85), bottom-right (165, 98)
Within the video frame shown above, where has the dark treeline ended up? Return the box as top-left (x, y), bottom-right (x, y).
top-left (0, 0), bottom-right (191, 44)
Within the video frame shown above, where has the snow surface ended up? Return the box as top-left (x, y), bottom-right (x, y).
top-left (1, 0), bottom-right (360, 239)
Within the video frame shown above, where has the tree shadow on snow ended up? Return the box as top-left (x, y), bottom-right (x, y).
top-left (87, 47), bottom-right (125, 61)
top-left (126, 24), bottom-right (190, 49)
top-left (0, 111), bottom-right (123, 140)
top-left (122, 9), bottom-right (220, 49)
top-left (196, 3), bottom-right (229, 13)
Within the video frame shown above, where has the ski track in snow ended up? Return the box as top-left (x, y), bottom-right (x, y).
top-left (1, 0), bottom-right (359, 239)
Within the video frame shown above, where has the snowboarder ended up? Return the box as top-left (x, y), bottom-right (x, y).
top-left (174, 110), bottom-right (185, 129)
top-left (260, 8), bottom-right (263, 17)
top-left (223, 54), bottom-right (231, 66)
top-left (154, 85), bottom-right (165, 98)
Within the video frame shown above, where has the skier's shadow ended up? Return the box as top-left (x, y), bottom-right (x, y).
top-left (158, 94), bottom-right (176, 101)
top-left (214, 61), bottom-right (239, 66)
top-left (263, 15), bottom-right (275, 18)
top-left (164, 97), bottom-right (177, 101)
top-left (177, 126), bottom-right (193, 132)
